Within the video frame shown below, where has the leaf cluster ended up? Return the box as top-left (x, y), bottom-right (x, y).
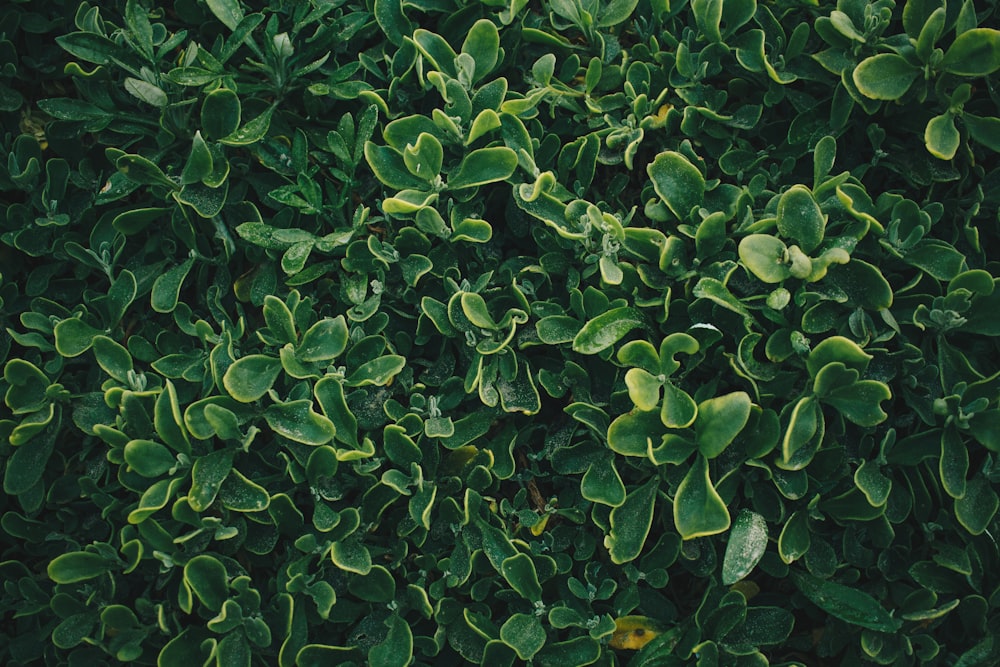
top-left (3, 0), bottom-right (1000, 665)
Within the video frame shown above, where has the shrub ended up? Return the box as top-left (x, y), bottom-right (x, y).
top-left (3, 0), bottom-right (1000, 664)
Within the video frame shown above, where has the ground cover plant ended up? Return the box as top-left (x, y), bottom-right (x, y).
top-left (2, 0), bottom-right (1000, 664)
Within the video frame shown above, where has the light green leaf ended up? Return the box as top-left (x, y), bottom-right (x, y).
top-left (448, 147), bottom-right (518, 189)
top-left (852, 54), bottom-right (919, 100)
top-left (625, 368), bottom-right (662, 411)
top-left (939, 28), bottom-right (1000, 76)
top-left (925, 113), bottom-right (961, 160)
top-left (223, 354), bottom-right (282, 402)
top-left (695, 391), bottom-right (752, 458)
top-left (572, 307), bottom-right (645, 354)
top-left (674, 455), bottom-right (730, 539)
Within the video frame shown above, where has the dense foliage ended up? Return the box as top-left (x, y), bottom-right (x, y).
top-left (3, 0), bottom-right (1000, 664)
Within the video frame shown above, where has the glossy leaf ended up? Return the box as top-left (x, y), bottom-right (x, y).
top-left (572, 307), bottom-right (645, 354)
top-left (674, 455), bottom-right (731, 539)
top-left (722, 509), bottom-right (768, 584)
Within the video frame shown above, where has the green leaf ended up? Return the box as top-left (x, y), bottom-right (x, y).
top-left (777, 510), bottom-right (810, 564)
top-left (780, 396), bottom-right (820, 470)
top-left (374, 0), bottom-right (413, 46)
top-left (500, 614), bottom-right (546, 661)
top-left (791, 571), bottom-right (902, 632)
top-left (661, 382), bottom-right (698, 429)
top-left (739, 234), bottom-right (790, 283)
top-left (722, 509), bottom-right (768, 584)
top-left (151, 258), bottom-right (195, 313)
top-left (3, 359), bottom-right (48, 414)
top-left (461, 19), bottom-right (501, 81)
top-left (940, 427), bottom-right (968, 500)
top-left (189, 449), bottom-right (234, 511)
top-left (184, 555), bottom-right (229, 612)
top-left (331, 540), bottom-right (372, 574)
top-left (827, 259), bottom-right (893, 309)
top-left (536, 315), bottom-right (582, 344)
top-left (852, 54), bottom-right (920, 100)
top-left (608, 409), bottom-right (663, 457)
top-left (117, 154), bottom-right (178, 190)
top-left (369, 615), bottom-right (413, 667)
top-left (365, 142), bottom-right (428, 190)
top-left (55, 32), bottom-right (120, 65)
top-left (403, 132), bottom-right (443, 181)
top-left (940, 28), bottom-right (1000, 76)
top-left (776, 185), bottom-right (826, 253)
top-left (218, 468), bottom-right (271, 511)
top-left (202, 88), bottom-right (242, 140)
top-left (581, 459), bottom-right (627, 507)
top-left (572, 307), bottom-right (645, 354)
top-left (696, 391), bottom-right (752, 458)
top-left (599, 0), bottom-right (640, 27)
top-left (124, 439), bottom-right (176, 477)
top-left (964, 114), bottom-right (1000, 152)
top-left (955, 475), bottom-right (999, 535)
top-left (124, 78), bottom-right (167, 107)
top-left (625, 368), bottom-right (662, 411)
top-left (47, 551), bottom-right (114, 584)
top-left (158, 629), bottom-right (212, 666)
top-left (500, 553), bottom-right (543, 602)
top-left (3, 417), bottom-right (56, 491)
top-left (175, 181), bottom-right (228, 217)
top-left (265, 399), bottom-right (336, 445)
top-left (54, 318), bottom-right (103, 357)
top-left (92, 335), bottom-right (133, 383)
top-left (206, 0), bottom-right (244, 30)
top-left (448, 147), bottom-right (518, 189)
top-left (345, 355), bottom-right (406, 387)
top-left (925, 113), bottom-right (961, 160)
top-left (822, 380), bottom-right (891, 426)
top-left (219, 107), bottom-right (274, 146)
top-left (606, 477), bottom-right (659, 563)
top-left (674, 454), bottom-right (731, 539)
top-left (806, 336), bottom-right (872, 377)
top-left (263, 295), bottom-right (297, 345)
top-left (647, 151), bottom-right (705, 220)
top-left (181, 131), bottom-right (214, 185)
top-left (298, 316), bottom-right (349, 362)
top-left (223, 354), bottom-right (282, 402)
top-left (854, 460), bottom-right (892, 506)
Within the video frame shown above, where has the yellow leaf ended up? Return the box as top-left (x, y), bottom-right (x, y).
top-left (609, 615), bottom-right (663, 650)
